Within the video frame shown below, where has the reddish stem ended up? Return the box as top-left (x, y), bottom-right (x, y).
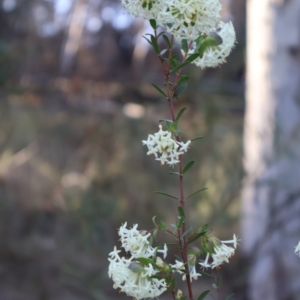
top-left (154, 29), bottom-right (194, 300)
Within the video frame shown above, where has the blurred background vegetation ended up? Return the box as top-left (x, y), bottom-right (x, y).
top-left (0, 0), bottom-right (246, 299)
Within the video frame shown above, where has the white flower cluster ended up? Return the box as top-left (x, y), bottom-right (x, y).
top-left (120, 0), bottom-right (236, 68)
top-left (199, 234), bottom-right (239, 269)
top-left (108, 223), bottom-right (168, 299)
top-left (190, 21), bottom-right (236, 68)
top-left (170, 260), bottom-right (201, 282)
top-left (142, 125), bottom-right (191, 167)
top-left (295, 241), bottom-right (300, 257)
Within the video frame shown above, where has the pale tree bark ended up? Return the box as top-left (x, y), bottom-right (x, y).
top-left (242, 0), bottom-right (300, 299)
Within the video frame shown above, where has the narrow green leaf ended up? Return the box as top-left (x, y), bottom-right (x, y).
top-left (154, 191), bottom-right (178, 200)
top-left (198, 32), bottom-right (223, 58)
top-left (175, 82), bottom-right (188, 96)
top-left (165, 120), bottom-right (173, 131)
top-left (181, 227), bottom-right (192, 239)
top-left (191, 136), bottom-right (204, 141)
top-left (198, 224), bottom-right (208, 234)
top-left (169, 172), bottom-right (180, 176)
top-left (150, 35), bottom-right (160, 54)
top-left (129, 262), bottom-right (145, 273)
top-left (159, 220), bottom-right (166, 230)
top-left (162, 34), bottom-right (171, 48)
top-left (186, 188), bottom-right (208, 199)
top-left (170, 55), bottom-right (180, 69)
top-left (197, 290), bottom-right (210, 300)
top-left (178, 206), bottom-right (185, 218)
top-left (171, 53), bottom-right (199, 74)
top-left (225, 294), bottom-right (235, 300)
top-left (185, 53), bottom-right (200, 63)
top-left (149, 19), bottom-right (157, 29)
top-left (152, 216), bottom-right (158, 227)
top-left (182, 161), bottom-right (195, 174)
top-left (143, 36), bottom-right (152, 46)
top-left (177, 217), bottom-right (184, 229)
top-left (151, 83), bottom-right (167, 97)
top-left (177, 75), bottom-right (189, 86)
top-left (188, 232), bottom-right (205, 244)
top-left (181, 39), bottom-right (188, 53)
top-left (136, 257), bottom-right (153, 265)
top-left (170, 120), bottom-right (178, 131)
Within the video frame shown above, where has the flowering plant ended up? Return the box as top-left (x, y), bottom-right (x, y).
top-left (108, 0), bottom-right (240, 299)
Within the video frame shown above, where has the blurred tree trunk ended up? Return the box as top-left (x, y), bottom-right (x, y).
top-left (242, 0), bottom-right (300, 299)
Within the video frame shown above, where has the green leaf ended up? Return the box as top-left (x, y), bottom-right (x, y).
top-left (212, 276), bottom-right (221, 289)
top-left (170, 55), bottom-right (180, 69)
top-left (181, 227), bottom-right (193, 239)
top-left (185, 53), bottom-right (200, 63)
top-left (171, 53), bottom-right (199, 74)
top-left (191, 136), bottom-right (204, 141)
top-left (169, 172), bottom-right (180, 176)
top-left (181, 39), bottom-right (188, 53)
top-left (129, 262), bottom-right (145, 273)
top-left (136, 257), bottom-right (154, 265)
top-left (186, 188), bottom-right (208, 199)
top-left (158, 220), bottom-right (166, 230)
top-left (188, 232), bottom-right (205, 244)
top-left (197, 290), bottom-right (210, 300)
top-left (151, 83), bottom-right (167, 97)
top-left (182, 161), bottom-right (195, 174)
top-left (149, 19), bottom-right (157, 29)
top-left (152, 216), bottom-right (158, 227)
top-left (198, 32), bottom-right (223, 58)
top-left (154, 191), bottom-right (178, 200)
top-left (143, 36), bottom-right (152, 46)
top-left (177, 217), bottom-right (184, 229)
top-left (162, 34), bottom-right (171, 48)
top-left (178, 206), bottom-right (185, 219)
top-left (150, 34), bottom-right (160, 54)
top-left (165, 120), bottom-right (173, 131)
top-left (198, 224), bottom-right (208, 233)
top-left (175, 82), bottom-right (188, 96)
top-left (177, 75), bottom-right (189, 86)
top-left (165, 120), bottom-right (178, 132)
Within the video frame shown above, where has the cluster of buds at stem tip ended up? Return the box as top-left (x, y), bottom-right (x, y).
top-left (120, 0), bottom-right (236, 68)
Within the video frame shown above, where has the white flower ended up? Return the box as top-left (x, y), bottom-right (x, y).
top-left (199, 233), bottom-right (239, 269)
top-left (157, 0), bottom-right (222, 41)
top-left (170, 260), bottom-right (185, 274)
top-left (121, 0), bottom-right (162, 20)
top-left (199, 253), bottom-right (211, 268)
top-left (211, 244), bottom-right (235, 269)
top-left (187, 265), bottom-right (202, 281)
top-left (157, 244), bottom-right (168, 259)
top-left (295, 241), bottom-right (300, 257)
top-left (177, 140), bottom-right (191, 152)
top-left (191, 21), bottom-right (236, 69)
top-left (221, 234), bottom-right (240, 249)
top-left (142, 125), bottom-right (190, 167)
top-left (119, 222), bottom-right (155, 258)
top-left (108, 247), bottom-right (167, 299)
